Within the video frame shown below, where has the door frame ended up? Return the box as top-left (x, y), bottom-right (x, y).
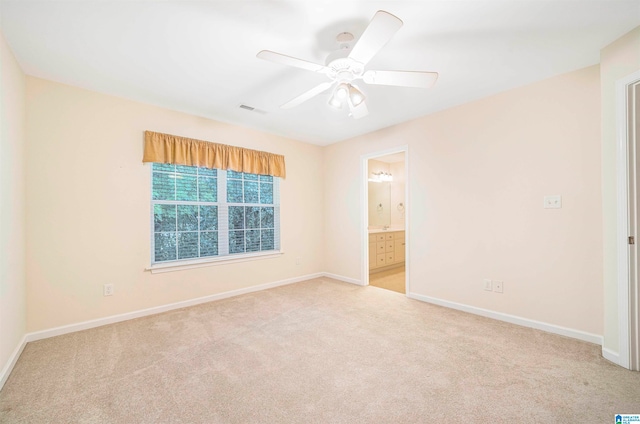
top-left (615, 69), bottom-right (640, 370)
top-left (361, 146), bottom-right (410, 293)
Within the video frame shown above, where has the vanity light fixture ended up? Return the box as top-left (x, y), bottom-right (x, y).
top-left (369, 171), bottom-right (393, 182)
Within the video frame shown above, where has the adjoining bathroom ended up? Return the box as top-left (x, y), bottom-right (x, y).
top-left (367, 153), bottom-right (406, 294)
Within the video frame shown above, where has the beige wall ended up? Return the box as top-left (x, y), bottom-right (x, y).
top-left (0, 33), bottom-right (26, 375)
top-left (325, 65), bottom-right (603, 335)
top-left (600, 26), bottom-right (640, 353)
top-left (25, 77), bottom-right (325, 332)
top-left (389, 161), bottom-right (405, 228)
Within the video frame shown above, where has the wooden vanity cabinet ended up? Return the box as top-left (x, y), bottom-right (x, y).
top-left (368, 231), bottom-right (405, 270)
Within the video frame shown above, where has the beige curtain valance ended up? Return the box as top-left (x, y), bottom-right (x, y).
top-left (142, 131), bottom-right (286, 178)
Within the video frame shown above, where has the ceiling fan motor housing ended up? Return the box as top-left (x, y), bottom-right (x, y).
top-left (325, 52), bottom-right (364, 82)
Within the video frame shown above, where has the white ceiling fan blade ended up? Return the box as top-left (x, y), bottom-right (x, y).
top-left (348, 11), bottom-right (403, 66)
top-left (349, 100), bottom-right (369, 119)
top-left (281, 81), bottom-right (334, 109)
top-left (363, 70), bottom-right (439, 88)
top-left (257, 50), bottom-right (329, 73)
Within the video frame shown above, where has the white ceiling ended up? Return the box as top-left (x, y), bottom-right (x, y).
top-left (1, 1), bottom-right (639, 146)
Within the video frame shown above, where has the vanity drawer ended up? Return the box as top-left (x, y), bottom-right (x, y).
top-left (376, 254), bottom-right (386, 267)
top-left (386, 253), bottom-right (395, 263)
top-left (376, 242), bottom-right (386, 253)
top-left (376, 234), bottom-right (385, 242)
top-left (385, 233), bottom-right (394, 240)
top-left (386, 241), bottom-right (394, 252)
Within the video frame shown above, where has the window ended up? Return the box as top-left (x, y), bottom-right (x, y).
top-left (151, 163), bottom-right (280, 265)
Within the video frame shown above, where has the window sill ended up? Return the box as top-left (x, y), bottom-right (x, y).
top-left (146, 250), bottom-right (284, 274)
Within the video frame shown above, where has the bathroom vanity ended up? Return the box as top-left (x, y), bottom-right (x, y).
top-left (368, 230), bottom-right (405, 271)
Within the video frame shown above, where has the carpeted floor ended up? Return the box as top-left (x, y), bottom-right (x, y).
top-left (1, 277), bottom-right (639, 423)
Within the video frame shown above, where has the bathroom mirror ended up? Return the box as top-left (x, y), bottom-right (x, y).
top-left (368, 155), bottom-right (405, 229)
top-left (368, 180), bottom-right (391, 227)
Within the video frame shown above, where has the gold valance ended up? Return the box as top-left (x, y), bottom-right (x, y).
top-left (142, 131), bottom-right (286, 178)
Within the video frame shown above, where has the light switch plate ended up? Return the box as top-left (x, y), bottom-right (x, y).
top-left (483, 279), bottom-right (492, 291)
top-left (544, 195), bottom-right (562, 209)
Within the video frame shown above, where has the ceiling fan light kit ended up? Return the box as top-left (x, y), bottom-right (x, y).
top-left (257, 10), bottom-right (438, 119)
top-left (348, 84), bottom-right (365, 106)
top-left (328, 83), bottom-right (365, 111)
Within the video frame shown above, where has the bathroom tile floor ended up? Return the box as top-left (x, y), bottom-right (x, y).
top-left (369, 267), bottom-right (405, 294)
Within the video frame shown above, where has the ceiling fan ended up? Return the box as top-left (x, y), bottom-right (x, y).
top-left (257, 10), bottom-right (438, 119)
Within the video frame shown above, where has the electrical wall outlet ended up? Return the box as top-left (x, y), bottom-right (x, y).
top-left (483, 279), bottom-right (492, 291)
top-left (493, 281), bottom-right (503, 293)
top-left (295, 257), bottom-right (301, 266)
top-left (103, 284), bottom-right (114, 296)
top-left (544, 195), bottom-right (562, 209)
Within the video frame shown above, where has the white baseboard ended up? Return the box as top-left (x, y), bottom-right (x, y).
top-left (2, 274), bottom-right (606, 393)
top-left (407, 292), bottom-right (603, 346)
top-left (2, 273), bottom-right (323, 388)
top-left (25, 272), bottom-right (323, 343)
top-left (0, 334), bottom-right (27, 391)
top-left (321, 272), bottom-right (363, 286)
top-left (602, 347), bottom-right (621, 365)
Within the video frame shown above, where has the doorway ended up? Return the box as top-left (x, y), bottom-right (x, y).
top-left (362, 147), bottom-right (408, 294)
top-left (616, 70), bottom-right (640, 371)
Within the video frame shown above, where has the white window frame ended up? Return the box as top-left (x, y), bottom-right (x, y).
top-left (147, 164), bottom-right (282, 274)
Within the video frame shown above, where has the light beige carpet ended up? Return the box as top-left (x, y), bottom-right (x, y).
top-left (1, 277), bottom-right (639, 423)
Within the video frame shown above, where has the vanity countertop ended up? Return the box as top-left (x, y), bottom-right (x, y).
top-left (368, 228), bottom-right (405, 234)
